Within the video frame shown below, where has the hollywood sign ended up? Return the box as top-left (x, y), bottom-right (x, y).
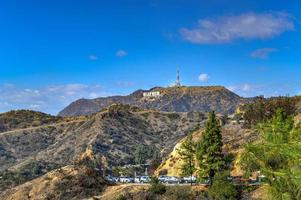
top-left (143, 91), bottom-right (160, 97)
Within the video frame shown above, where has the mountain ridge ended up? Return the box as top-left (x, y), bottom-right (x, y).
top-left (59, 86), bottom-right (244, 116)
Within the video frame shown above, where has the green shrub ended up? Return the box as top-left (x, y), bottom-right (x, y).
top-left (149, 177), bottom-right (166, 195)
top-left (115, 192), bottom-right (133, 200)
top-left (208, 171), bottom-right (237, 200)
top-left (116, 194), bottom-right (127, 200)
top-left (165, 186), bottom-right (193, 200)
top-left (166, 113), bottom-right (180, 120)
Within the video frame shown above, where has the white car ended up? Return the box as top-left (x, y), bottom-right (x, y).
top-left (140, 176), bottom-right (150, 183)
top-left (134, 176), bottom-right (141, 183)
top-left (183, 176), bottom-right (197, 183)
top-left (164, 176), bottom-right (180, 184)
top-left (158, 175), bottom-right (168, 183)
top-left (119, 176), bottom-right (134, 183)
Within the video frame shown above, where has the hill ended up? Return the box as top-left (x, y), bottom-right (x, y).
top-left (0, 105), bottom-right (204, 191)
top-left (0, 110), bottom-right (63, 133)
top-left (0, 165), bottom-right (107, 200)
top-left (58, 86), bottom-right (243, 116)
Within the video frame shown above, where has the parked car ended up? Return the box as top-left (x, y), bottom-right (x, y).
top-left (182, 176), bottom-right (197, 183)
top-left (119, 176), bottom-right (134, 183)
top-left (105, 175), bottom-right (118, 183)
top-left (248, 179), bottom-right (261, 186)
top-left (140, 176), bottom-right (150, 183)
top-left (158, 175), bottom-right (168, 183)
top-left (134, 176), bottom-right (140, 183)
top-left (164, 176), bottom-right (180, 184)
top-left (199, 178), bottom-right (210, 186)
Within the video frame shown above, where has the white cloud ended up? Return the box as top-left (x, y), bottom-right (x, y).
top-left (250, 48), bottom-right (278, 59)
top-left (227, 83), bottom-right (263, 97)
top-left (198, 73), bottom-right (210, 82)
top-left (116, 50), bottom-right (128, 57)
top-left (180, 12), bottom-right (294, 44)
top-left (0, 83), bottom-right (109, 115)
top-left (227, 83), bottom-right (253, 92)
top-left (227, 83), bottom-right (299, 97)
top-left (89, 55), bottom-right (98, 60)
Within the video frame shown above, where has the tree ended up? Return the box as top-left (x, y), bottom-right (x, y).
top-left (196, 111), bottom-right (224, 184)
top-left (134, 145), bottom-right (148, 165)
top-left (242, 96), bottom-right (296, 128)
top-left (208, 171), bottom-right (237, 200)
top-left (177, 133), bottom-right (196, 185)
top-left (220, 114), bottom-right (228, 126)
top-left (112, 166), bottom-right (128, 176)
top-left (240, 109), bottom-right (301, 199)
top-left (149, 177), bottom-right (166, 195)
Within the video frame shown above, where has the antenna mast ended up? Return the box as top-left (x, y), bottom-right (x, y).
top-left (175, 70), bottom-right (181, 87)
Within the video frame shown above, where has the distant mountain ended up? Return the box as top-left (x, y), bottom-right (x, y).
top-left (59, 86), bottom-right (243, 116)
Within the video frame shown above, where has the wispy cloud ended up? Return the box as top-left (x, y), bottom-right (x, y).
top-left (0, 83), bottom-right (109, 115)
top-left (88, 55), bottom-right (98, 60)
top-left (250, 48), bottom-right (278, 59)
top-left (227, 83), bottom-right (298, 97)
top-left (198, 73), bottom-right (210, 82)
top-left (227, 83), bottom-right (261, 97)
top-left (116, 50), bottom-right (128, 57)
top-left (180, 12), bottom-right (295, 44)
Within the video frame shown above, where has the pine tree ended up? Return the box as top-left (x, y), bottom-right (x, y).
top-left (134, 145), bottom-right (148, 165)
top-left (177, 133), bottom-right (196, 185)
top-left (196, 111), bottom-right (224, 184)
top-left (240, 109), bottom-right (301, 199)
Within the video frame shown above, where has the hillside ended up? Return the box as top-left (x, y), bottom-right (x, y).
top-left (59, 86), bottom-right (244, 116)
top-left (155, 124), bottom-right (258, 176)
top-left (0, 165), bottom-right (107, 200)
top-left (0, 110), bottom-right (63, 133)
top-left (0, 105), bottom-right (204, 191)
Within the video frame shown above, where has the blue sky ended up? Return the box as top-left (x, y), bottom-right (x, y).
top-left (0, 0), bottom-right (300, 114)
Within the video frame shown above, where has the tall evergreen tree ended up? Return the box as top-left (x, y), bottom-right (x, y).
top-left (177, 133), bottom-right (196, 185)
top-left (196, 111), bottom-right (224, 184)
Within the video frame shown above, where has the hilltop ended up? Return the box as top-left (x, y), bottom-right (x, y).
top-left (0, 110), bottom-right (62, 132)
top-left (59, 86), bottom-right (244, 116)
